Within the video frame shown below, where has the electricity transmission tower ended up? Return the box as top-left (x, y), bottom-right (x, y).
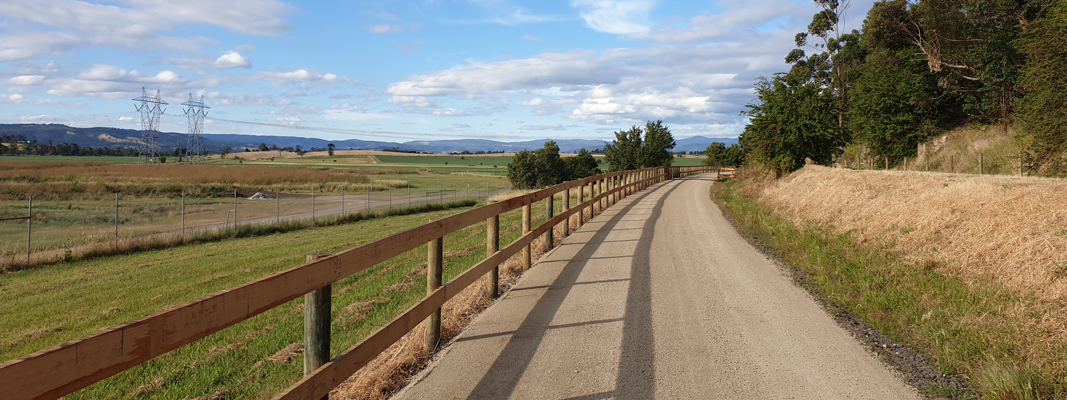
top-left (181, 93), bottom-right (209, 164)
top-left (132, 88), bottom-right (167, 164)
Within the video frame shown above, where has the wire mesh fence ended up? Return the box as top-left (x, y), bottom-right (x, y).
top-left (0, 183), bottom-right (508, 269)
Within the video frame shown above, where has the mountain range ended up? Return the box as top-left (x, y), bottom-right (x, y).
top-left (0, 124), bottom-right (738, 154)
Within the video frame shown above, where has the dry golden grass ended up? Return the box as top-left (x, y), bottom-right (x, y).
top-left (759, 166), bottom-right (1067, 298)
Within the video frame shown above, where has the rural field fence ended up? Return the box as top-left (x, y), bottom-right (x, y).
top-left (0, 183), bottom-right (508, 269)
top-left (0, 165), bottom-right (712, 399)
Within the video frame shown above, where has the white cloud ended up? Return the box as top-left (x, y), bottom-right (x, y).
top-left (9, 94), bottom-right (24, 101)
top-left (519, 98), bottom-right (545, 106)
top-left (8, 75), bottom-right (45, 85)
top-left (213, 52), bottom-right (252, 69)
top-left (625, 0), bottom-right (808, 43)
top-left (388, 95), bottom-right (436, 109)
top-left (380, 1), bottom-right (816, 134)
top-left (20, 114), bottom-right (54, 122)
top-left (521, 34), bottom-right (544, 42)
top-left (432, 108), bottom-right (467, 117)
top-left (254, 69), bottom-right (352, 87)
top-left (571, 0), bottom-right (656, 34)
top-left (0, 0), bottom-right (292, 62)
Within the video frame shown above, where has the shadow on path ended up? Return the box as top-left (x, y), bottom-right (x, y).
top-left (464, 179), bottom-right (684, 399)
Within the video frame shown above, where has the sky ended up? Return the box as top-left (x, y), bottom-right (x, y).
top-left (0, 0), bottom-right (876, 143)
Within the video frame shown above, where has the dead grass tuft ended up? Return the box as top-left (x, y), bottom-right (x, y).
top-left (342, 299), bottom-right (391, 324)
top-left (126, 376), bottom-right (165, 399)
top-left (266, 342), bottom-right (304, 364)
top-left (17, 326), bottom-right (62, 343)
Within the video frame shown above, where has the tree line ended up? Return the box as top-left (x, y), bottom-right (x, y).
top-left (1, 136), bottom-right (140, 157)
top-left (736, 0), bottom-right (1067, 176)
top-left (507, 120), bottom-right (677, 189)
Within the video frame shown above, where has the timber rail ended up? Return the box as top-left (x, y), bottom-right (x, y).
top-left (0, 165), bottom-right (712, 400)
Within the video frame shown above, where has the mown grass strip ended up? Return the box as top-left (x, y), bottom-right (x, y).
top-left (711, 180), bottom-right (1064, 400)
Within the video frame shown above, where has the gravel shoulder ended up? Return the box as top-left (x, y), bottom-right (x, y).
top-left (392, 174), bottom-right (920, 399)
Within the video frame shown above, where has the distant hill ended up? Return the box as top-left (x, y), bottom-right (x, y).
top-left (0, 123), bottom-right (737, 154)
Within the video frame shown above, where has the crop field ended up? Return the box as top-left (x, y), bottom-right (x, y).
top-left (0, 191), bottom-right (572, 398)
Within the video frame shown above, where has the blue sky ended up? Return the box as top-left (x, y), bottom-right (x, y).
top-left (0, 0), bottom-right (875, 143)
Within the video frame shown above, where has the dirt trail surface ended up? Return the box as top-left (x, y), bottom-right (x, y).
top-left (392, 174), bottom-right (920, 400)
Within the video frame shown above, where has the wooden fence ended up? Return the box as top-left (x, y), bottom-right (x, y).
top-left (0, 165), bottom-right (712, 400)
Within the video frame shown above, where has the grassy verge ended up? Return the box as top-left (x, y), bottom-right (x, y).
top-left (711, 179), bottom-right (1063, 399)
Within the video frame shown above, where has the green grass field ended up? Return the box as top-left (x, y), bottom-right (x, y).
top-left (0, 194), bottom-right (566, 398)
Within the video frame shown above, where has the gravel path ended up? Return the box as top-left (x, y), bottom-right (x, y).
top-left (392, 174), bottom-right (920, 400)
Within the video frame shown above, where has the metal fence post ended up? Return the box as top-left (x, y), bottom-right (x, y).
top-left (304, 252), bottom-right (332, 395)
top-left (486, 213), bottom-right (499, 299)
top-left (312, 187), bottom-right (316, 224)
top-left (233, 189), bottom-right (237, 231)
top-left (425, 237), bottom-right (443, 351)
top-left (341, 186), bottom-right (345, 216)
top-left (277, 188), bottom-right (280, 223)
top-left (181, 191), bottom-right (185, 237)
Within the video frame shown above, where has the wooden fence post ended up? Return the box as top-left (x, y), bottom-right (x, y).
top-left (578, 183), bottom-right (585, 227)
top-left (546, 193), bottom-right (554, 251)
top-left (600, 179), bottom-right (606, 212)
top-left (304, 252), bottom-right (332, 385)
top-left (611, 176), bottom-right (616, 205)
top-left (925, 143), bottom-right (929, 171)
top-left (485, 214), bottom-right (499, 299)
top-left (563, 187), bottom-right (570, 237)
top-left (979, 153), bottom-right (984, 175)
top-left (522, 203), bottom-right (531, 271)
top-left (425, 237), bottom-right (443, 351)
top-left (951, 155), bottom-right (954, 173)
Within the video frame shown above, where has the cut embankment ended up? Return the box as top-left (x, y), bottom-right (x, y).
top-left (714, 166), bottom-right (1067, 399)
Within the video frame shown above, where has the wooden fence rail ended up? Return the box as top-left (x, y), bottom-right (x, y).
top-left (0, 165), bottom-right (712, 400)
